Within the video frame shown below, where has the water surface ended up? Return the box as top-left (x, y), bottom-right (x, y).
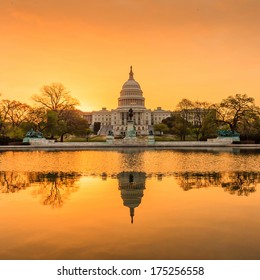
top-left (0, 149), bottom-right (260, 259)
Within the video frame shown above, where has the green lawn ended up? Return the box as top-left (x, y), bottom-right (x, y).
top-left (154, 135), bottom-right (178, 141)
top-left (65, 136), bottom-right (106, 142)
top-left (65, 135), bottom-right (200, 142)
top-left (155, 135), bottom-right (201, 141)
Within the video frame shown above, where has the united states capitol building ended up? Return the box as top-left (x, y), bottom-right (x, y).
top-left (83, 67), bottom-right (171, 136)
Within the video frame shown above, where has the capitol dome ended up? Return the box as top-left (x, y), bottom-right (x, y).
top-left (118, 66), bottom-right (145, 109)
top-left (122, 75), bottom-right (141, 89)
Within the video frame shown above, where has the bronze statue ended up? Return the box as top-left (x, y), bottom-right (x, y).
top-left (128, 108), bottom-right (133, 121)
top-left (25, 128), bottom-right (43, 138)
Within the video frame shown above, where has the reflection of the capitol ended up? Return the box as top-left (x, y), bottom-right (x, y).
top-left (117, 172), bottom-right (146, 224)
top-left (1, 171), bottom-right (260, 210)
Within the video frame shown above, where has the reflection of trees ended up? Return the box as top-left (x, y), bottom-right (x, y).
top-left (32, 172), bottom-right (80, 208)
top-left (175, 172), bottom-right (221, 191)
top-left (175, 171), bottom-right (259, 196)
top-left (176, 172), bottom-right (222, 191)
top-left (0, 171), bottom-right (37, 193)
top-left (0, 171), bottom-right (80, 207)
top-left (221, 172), bottom-right (257, 196)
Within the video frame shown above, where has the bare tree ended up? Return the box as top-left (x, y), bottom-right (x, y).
top-left (192, 101), bottom-right (216, 140)
top-left (177, 98), bottom-right (194, 119)
top-left (8, 101), bottom-right (31, 128)
top-left (32, 83), bottom-right (79, 113)
top-left (0, 99), bottom-right (31, 128)
top-left (212, 94), bottom-right (259, 132)
top-left (27, 107), bottom-right (47, 131)
top-left (175, 99), bottom-right (194, 140)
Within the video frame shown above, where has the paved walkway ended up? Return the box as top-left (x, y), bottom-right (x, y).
top-left (0, 141), bottom-right (259, 151)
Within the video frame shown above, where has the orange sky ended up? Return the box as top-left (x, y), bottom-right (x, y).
top-left (1, 0), bottom-right (260, 111)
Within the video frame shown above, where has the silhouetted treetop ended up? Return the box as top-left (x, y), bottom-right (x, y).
top-left (32, 83), bottom-right (79, 112)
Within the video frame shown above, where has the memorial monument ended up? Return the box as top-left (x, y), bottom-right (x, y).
top-left (23, 128), bottom-right (55, 145)
top-left (123, 108), bottom-right (137, 143)
top-left (106, 130), bottom-right (114, 144)
top-left (207, 130), bottom-right (240, 144)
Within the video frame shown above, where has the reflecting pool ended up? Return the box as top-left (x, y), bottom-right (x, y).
top-left (0, 148), bottom-right (260, 259)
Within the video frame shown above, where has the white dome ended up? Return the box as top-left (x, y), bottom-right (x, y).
top-left (118, 66), bottom-right (145, 108)
top-left (122, 79), bottom-right (141, 89)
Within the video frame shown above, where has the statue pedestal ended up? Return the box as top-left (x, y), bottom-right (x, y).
top-left (23, 129), bottom-right (54, 145)
top-left (124, 121), bottom-right (137, 139)
top-left (208, 130), bottom-right (240, 144)
top-left (106, 135), bottom-right (114, 144)
top-left (122, 121), bottom-right (137, 144)
top-left (147, 135), bottom-right (155, 145)
top-left (207, 136), bottom-right (240, 144)
top-left (23, 138), bottom-right (55, 145)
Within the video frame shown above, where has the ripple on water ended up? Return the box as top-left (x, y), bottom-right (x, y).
top-left (0, 150), bottom-right (259, 175)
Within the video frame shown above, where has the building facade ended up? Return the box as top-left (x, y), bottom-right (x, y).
top-left (83, 67), bottom-right (171, 136)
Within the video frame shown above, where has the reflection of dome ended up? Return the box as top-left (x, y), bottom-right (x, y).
top-left (118, 66), bottom-right (145, 109)
top-left (118, 172), bottom-right (146, 223)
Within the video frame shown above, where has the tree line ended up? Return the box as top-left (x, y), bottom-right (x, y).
top-left (2, 170), bottom-right (259, 198)
top-left (0, 83), bottom-right (90, 143)
top-left (1, 82), bottom-right (260, 142)
top-left (154, 94), bottom-right (260, 142)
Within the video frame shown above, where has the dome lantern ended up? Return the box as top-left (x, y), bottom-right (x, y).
top-left (129, 65), bottom-right (134, 80)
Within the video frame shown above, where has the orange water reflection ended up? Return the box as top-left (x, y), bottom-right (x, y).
top-left (0, 150), bottom-right (260, 260)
